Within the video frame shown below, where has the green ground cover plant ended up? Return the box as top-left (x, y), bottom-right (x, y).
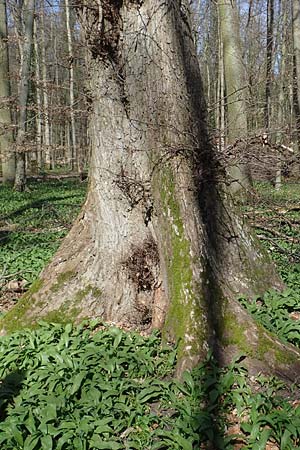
top-left (238, 182), bottom-right (300, 347)
top-left (0, 322), bottom-right (299, 450)
top-left (0, 180), bottom-right (87, 286)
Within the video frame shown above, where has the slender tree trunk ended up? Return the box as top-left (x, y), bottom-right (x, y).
top-left (65, 0), bottom-right (77, 172)
top-left (264, 0), bottom-right (274, 131)
top-left (0, 0), bottom-right (15, 183)
top-left (217, 0), bottom-right (252, 192)
top-left (40, 0), bottom-right (51, 169)
top-left (3, 0), bottom-right (300, 380)
top-left (33, 16), bottom-right (42, 172)
top-left (14, 0), bottom-right (35, 191)
top-left (292, 0), bottom-right (300, 150)
top-left (218, 17), bottom-right (225, 153)
top-left (275, 0), bottom-right (288, 190)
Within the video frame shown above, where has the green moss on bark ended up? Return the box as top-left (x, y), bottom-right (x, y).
top-left (0, 279), bottom-right (43, 333)
top-left (42, 304), bottom-right (81, 325)
top-left (50, 270), bottom-right (76, 293)
top-left (221, 309), bottom-right (298, 365)
top-left (160, 169), bottom-right (208, 361)
top-left (74, 285), bottom-right (102, 302)
top-left (0, 275), bottom-right (103, 334)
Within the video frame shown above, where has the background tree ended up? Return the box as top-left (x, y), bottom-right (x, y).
top-left (14, 0), bottom-right (35, 191)
top-left (217, 0), bottom-right (252, 193)
top-left (264, 0), bottom-right (274, 131)
top-left (292, 0), bottom-right (300, 150)
top-left (0, 0), bottom-right (15, 183)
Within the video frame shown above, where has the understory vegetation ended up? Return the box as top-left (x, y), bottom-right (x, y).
top-left (0, 323), bottom-right (300, 450)
top-left (239, 183), bottom-right (300, 348)
top-left (0, 179), bottom-right (299, 449)
top-left (0, 179), bottom-right (86, 311)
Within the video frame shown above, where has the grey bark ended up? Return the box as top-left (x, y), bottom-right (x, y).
top-left (40, 0), bottom-right (51, 169)
top-left (293, 0), bottom-right (300, 112)
top-left (3, 0), bottom-right (300, 380)
top-left (14, 0), bottom-right (35, 191)
top-left (65, 0), bottom-right (77, 171)
top-left (0, 0), bottom-right (15, 182)
top-left (33, 17), bottom-right (42, 172)
top-left (264, 0), bottom-right (274, 130)
top-left (292, 0), bottom-right (300, 150)
top-left (218, 0), bottom-right (252, 192)
top-left (275, 0), bottom-right (288, 190)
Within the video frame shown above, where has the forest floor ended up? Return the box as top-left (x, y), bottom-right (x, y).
top-left (0, 179), bottom-right (86, 313)
top-left (0, 179), bottom-right (299, 449)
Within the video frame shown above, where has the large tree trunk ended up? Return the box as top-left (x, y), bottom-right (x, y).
top-left (3, 0), bottom-right (300, 380)
top-left (0, 0), bottom-right (15, 183)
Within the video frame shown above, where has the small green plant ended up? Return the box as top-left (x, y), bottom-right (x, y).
top-left (239, 287), bottom-right (300, 348)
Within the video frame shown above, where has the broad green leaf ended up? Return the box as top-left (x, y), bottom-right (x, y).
top-left (41, 435), bottom-right (53, 450)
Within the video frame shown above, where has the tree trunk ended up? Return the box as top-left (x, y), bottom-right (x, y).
top-left (218, 0), bottom-right (252, 192)
top-left (292, 0), bottom-right (300, 151)
top-left (0, 0), bottom-right (15, 183)
top-left (40, 0), bottom-right (51, 169)
top-left (293, 0), bottom-right (300, 112)
top-left (275, 0), bottom-right (288, 190)
top-left (65, 0), bottom-right (77, 172)
top-left (264, 0), bottom-right (274, 131)
top-left (33, 16), bottom-right (42, 173)
top-left (3, 0), bottom-right (300, 380)
top-left (14, 0), bottom-right (35, 191)
top-left (218, 20), bottom-right (225, 153)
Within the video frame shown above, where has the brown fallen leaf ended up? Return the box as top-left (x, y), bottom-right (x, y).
top-left (289, 312), bottom-right (300, 321)
top-left (5, 279), bottom-right (26, 292)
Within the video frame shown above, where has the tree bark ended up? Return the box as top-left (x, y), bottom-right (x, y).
top-left (40, 0), bottom-right (51, 169)
top-left (218, 0), bottom-right (252, 192)
top-left (292, 0), bottom-right (300, 151)
top-left (0, 0), bottom-right (15, 183)
top-left (275, 0), bottom-right (288, 190)
top-left (264, 0), bottom-right (274, 131)
top-left (3, 0), bottom-right (300, 380)
top-left (33, 16), bottom-right (42, 172)
top-left (14, 0), bottom-right (35, 191)
top-left (65, 0), bottom-right (77, 171)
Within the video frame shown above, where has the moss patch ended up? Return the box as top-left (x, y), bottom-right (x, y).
top-left (0, 278), bottom-right (103, 334)
top-left (74, 285), bottom-right (102, 303)
top-left (221, 310), bottom-right (256, 357)
top-left (42, 284), bottom-right (102, 325)
top-left (51, 271), bottom-right (76, 293)
top-left (0, 279), bottom-right (44, 334)
top-left (42, 304), bottom-right (81, 325)
top-left (222, 309), bottom-right (298, 366)
top-left (160, 168), bottom-right (207, 360)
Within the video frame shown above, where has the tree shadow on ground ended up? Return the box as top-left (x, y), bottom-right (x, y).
top-left (0, 371), bottom-right (25, 422)
top-left (0, 230), bottom-right (11, 245)
top-left (0, 194), bottom-right (84, 225)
